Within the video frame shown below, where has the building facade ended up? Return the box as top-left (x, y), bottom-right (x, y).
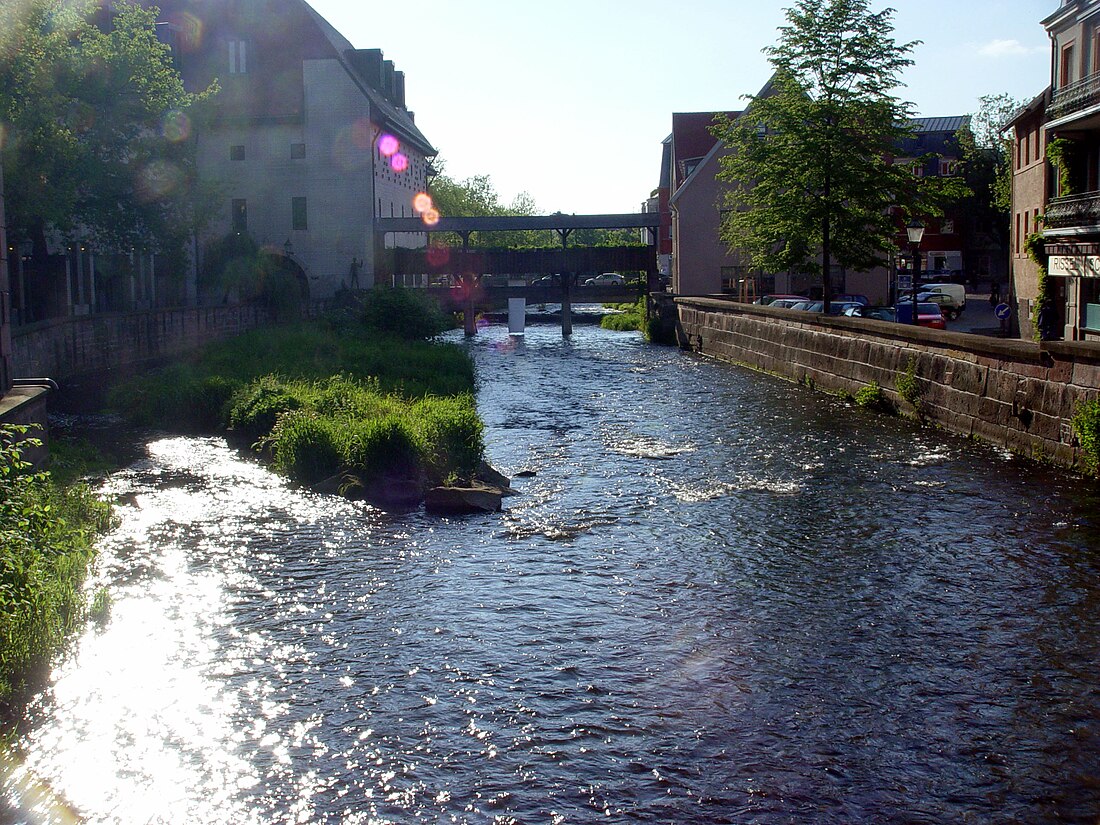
top-left (1017, 0), bottom-right (1100, 341)
top-left (667, 107), bottom-right (973, 303)
top-left (153, 0), bottom-right (435, 301)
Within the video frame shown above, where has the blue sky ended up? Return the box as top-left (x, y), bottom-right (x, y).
top-left (309, 0), bottom-right (1054, 215)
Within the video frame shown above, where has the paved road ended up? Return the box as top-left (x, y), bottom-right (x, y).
top-left (945, 291), bottom-right (1006, 336)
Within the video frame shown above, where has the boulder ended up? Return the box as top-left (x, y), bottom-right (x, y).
top-left (424, 482), bottom-right (503, 514)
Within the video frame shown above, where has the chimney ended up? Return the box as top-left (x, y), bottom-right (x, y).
top-left (382, 60), bottom-right (395, 103)
top-left (394, 71), bottom-right (406, 109)
top-left (347, 48), bottom-right (384, 90)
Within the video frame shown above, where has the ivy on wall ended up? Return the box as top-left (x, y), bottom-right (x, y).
top-left (1046, 137), bottom-right (1078, 197)
top-left (1024, 230), bottom-right (1049, 340)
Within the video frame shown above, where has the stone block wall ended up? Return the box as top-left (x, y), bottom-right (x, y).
top-left (11, 305), bottom-right (270, 382)
top-left (675, 296), bottom-right (1100, 470)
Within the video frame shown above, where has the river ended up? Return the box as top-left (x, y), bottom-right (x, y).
top-left (4, 321), bottom-right (1100, 824)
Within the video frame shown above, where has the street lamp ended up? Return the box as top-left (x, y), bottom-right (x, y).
top-left (906, 220), bottom-right (925, 326)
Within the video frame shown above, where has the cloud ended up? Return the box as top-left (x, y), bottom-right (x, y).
top-left (977, 39), bottom-right (1045, 58)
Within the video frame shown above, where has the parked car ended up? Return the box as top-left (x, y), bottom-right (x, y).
top-left (895, 302), bottom-right (947, 330)
top-left (755, 294), bottom-right (807, 306)
top-left (914, 283), bottom-right (966, 319)
top-left (827, 301), bottom-right (866, 315)
top-left (844, 305), bottom-right (896, 322)
top-left (531, 275), bottom-right (558, 287)
top-left (833, 293), bottom-right (869, 305)
top-left (768, 298), bottom-right (806, 309)
top-left (790, 300), bottom-right (822, 311)
top-left (585, 272), bottom-right (625, 286)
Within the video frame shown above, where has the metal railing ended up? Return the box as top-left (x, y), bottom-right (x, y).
top-left (1048, 71), bottom-right (1100, 121)
top-left (1044, 190), bottom-right (1100, 229)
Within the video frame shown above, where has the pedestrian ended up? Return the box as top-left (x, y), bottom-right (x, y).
top-left (348, 257), bottom-right (362, 289)
top-left (1037, 301), bottom-right (1056, 341)
top-left (989, 282), bottom-right (1000, 306)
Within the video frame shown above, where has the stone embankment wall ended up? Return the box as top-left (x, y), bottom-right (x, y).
top-left (11, 305), bottom-right (269, 383)
top-left (674, 296), bottom-right (1100, 471)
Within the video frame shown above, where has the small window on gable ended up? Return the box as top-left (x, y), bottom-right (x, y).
top-left (939, 159), bottom-right (958, 177)
top-left (229, 39), bottom-right (248, 74)
top-left (230, 144), bottom-right (245, 161)
top-left (911, 161), bottom-right (924, 177)
top-left (291, 143), bottom-right (306, 159)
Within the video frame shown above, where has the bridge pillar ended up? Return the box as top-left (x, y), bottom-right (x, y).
top-left (558, 228), bottom-right (573, 337)
top-left (459, 231), bottom-right (476, 337)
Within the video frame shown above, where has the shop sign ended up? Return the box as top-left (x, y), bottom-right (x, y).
top-left (1049, 255), bottom-right (1100, 278)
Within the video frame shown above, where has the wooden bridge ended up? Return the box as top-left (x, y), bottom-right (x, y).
top-left (374, 212), bottom-right (661, 335)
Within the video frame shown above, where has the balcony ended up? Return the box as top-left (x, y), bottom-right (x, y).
top-left (1044, 191), bottom-right (1100, 231)
top-left (1048, 72), bottom-right (1100, 122)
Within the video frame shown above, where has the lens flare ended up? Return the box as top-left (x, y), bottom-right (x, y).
top-left (390, 153), bottom-right (408, 173)
top-left (136, 160), bottom-right (183, 201)
top-left (413, 192), bottom-right (433, 213)
top-left (378, 134), bottom-right (399, 157)
top-left (162, 110), bottom-right (191, 142)
top-left (422, 208), bottom-right (440, 227)
top-left (170, 12), bottom-right (204, 51)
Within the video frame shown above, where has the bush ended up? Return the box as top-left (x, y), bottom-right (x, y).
top-left (601, 299), bottom-right (647, 333)
top-left (413, 394), bottom-right (484, 483)
top-left (227, 375), bottom-right (304, 445)
top-left (0, 425), bottom-right (112, 709)
top-left (854, 381), bottom-right (893, 413)
top-left (270, 410), bottom-right (344, 484)
top-left (1072, 398), bottom-right (1100, 472)
top-left (342, 416), bottom-right (423, 484)
top-left (355, 287), bottom-right (453, 340)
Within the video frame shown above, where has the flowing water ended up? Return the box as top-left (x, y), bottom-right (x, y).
top-left (5, 322), bottom-right (1100, 824)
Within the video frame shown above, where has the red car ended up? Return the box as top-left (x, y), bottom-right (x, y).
top-left (896, 301), bottom-right (947, 330)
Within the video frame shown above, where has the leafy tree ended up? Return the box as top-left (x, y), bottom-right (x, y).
top-left (955, 93), bottom-right (1020, 278)
top-left (713, 0), bottom-right (963, 309)
top-left (0, 0), bottom-right (216, 263)
top-left (429, 165), bottom-right (553, 248)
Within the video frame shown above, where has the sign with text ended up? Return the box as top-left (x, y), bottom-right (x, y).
top-left (1049, 255), bottom-right (1100, 278)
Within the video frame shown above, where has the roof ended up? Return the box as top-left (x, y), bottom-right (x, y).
top-left (911, 115), bottom-right (970, 134)
top-left (1003, 87), bottom-right (1051, 131)
top-left (301, 1), bottom-right (435, 155)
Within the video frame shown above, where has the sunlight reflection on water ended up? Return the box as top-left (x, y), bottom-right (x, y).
top-left (7, 325), bottom-right (1100, 824)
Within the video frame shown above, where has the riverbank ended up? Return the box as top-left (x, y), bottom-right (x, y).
top-left (672, 295), bottom-right (1100, 473)
top-left (106, 290), bottom-right (490, 508)
top-left (0, 426), bottom-right (113, 724)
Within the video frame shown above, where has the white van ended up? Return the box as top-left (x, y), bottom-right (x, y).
top-left (918, 283), bottom-right (966, 313)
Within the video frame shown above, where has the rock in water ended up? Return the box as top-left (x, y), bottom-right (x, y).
top-left (424, 483), bottom-right (503, 514)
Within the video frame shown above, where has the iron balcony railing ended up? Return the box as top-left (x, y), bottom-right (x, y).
top-left (1044, 191), bottom-right (1100, 230)
top-left (1048, 72), bottom-right (1100, 121)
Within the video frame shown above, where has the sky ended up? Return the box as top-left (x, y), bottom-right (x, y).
top-left (308, 0), bottom-right (1055, 215)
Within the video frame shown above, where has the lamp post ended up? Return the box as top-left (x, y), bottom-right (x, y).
top-left (906, 220), bottom-right (925, 326)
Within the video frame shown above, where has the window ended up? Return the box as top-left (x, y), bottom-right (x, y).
top-left (230, 144), bottom-right (245, 161)
top-left (229, 39), bottom-right (247, 74)
top-left (291, 143), bottom-right (306, 159)
top-left (1024, 131), bottom-right (1031, 165)
top-left (232, 199), bottom-right (247, 233)
top-left (292, 197), bottom-right (307, 230)
top-left (1015, 213), bottom-right (1021, 254)
top-left (941, 219), bottom-right (955, 234)
top-left (1061, 43), bottom-right (1075, 87)
top-left (939, 159), bottom-right (958, 177)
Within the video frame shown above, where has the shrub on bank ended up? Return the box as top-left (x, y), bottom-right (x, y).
top-left (601, 299), bottom-right (647, 333)
top-left (0, 426), bottom-right (112, 713)
top-left (261, 375), bottom-right (484, 488)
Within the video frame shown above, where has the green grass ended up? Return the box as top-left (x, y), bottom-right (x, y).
top-left (601, 299), bottom-right (648, 334)
top-left (108, 293), bottom-right (485, 494)
top-left (0, 425), bottom-right (113, 715)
